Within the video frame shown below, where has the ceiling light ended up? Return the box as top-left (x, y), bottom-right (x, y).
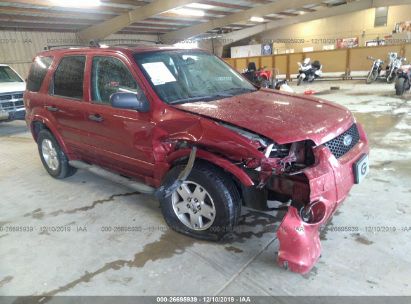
top-left (173, 8), bottom-right (205, 17)
top-left (250, 16), bottom-right (265, 23)
top-left (49, 0), bottom-right (101, 7)
top-left (187, 3), bottom-right (214, 10)
top-left (299, 11), bottom-right (306, 15)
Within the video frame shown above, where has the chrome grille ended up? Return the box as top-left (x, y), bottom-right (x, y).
top-left (324, 124), bottom-right (360, 158)
top-left (0, 92), bottom-right (25, 111)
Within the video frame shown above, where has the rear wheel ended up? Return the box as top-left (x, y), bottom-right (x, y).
top-left (395, 77), bottom-right (406, 96)
top-left (37, 129), bottom-right (77, 179)
top-left (159, 163), bottom-right (241, 241)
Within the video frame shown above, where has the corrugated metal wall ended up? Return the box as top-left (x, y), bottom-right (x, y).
top-left (0, 31), bottom-right (157, 78)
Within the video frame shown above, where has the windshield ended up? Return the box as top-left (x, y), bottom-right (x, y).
top-left (0, 66), bottom-right (23, 83)
top-left (134, 50), bottom-right (256, 104)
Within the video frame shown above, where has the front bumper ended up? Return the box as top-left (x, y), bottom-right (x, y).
top-left (0, 108), bottom-right (26, 121)
top-left (274, 123), bottom-right (369, 274)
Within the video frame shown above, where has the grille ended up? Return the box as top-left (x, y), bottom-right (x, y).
top-left (0, 92), bottom-right (25, 111)
top-left (0, 95), bottom-right (12, 100)
top-left (324, 124), bottom-right (360, 158)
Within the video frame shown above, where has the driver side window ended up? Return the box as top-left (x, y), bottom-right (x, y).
top-left (91, 56), bottom-right (144, 104)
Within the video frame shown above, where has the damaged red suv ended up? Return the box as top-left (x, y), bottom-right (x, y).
top-left (25, 45), bottom-right (369, 274)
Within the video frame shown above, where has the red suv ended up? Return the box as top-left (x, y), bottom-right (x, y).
top-left (24, 45), bottom-right (369, 274)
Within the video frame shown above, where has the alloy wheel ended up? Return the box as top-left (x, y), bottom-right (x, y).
top-left (41, 139), bottom-right (59, 171)
top-left (171, 181), bottom-right (216, 231)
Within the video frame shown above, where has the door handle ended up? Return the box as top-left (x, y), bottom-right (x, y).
top-left (88, 114), bottom-right (104, 122)
top-left (46, 105), bottom-right (59, 112)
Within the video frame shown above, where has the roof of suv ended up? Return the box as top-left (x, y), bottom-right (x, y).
top-left (37, 44), bottom-right (194, 57)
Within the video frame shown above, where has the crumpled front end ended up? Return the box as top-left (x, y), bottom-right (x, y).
top-left (270, 123), bottom-right (369, 274)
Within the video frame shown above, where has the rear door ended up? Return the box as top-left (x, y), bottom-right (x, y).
top-left (45, 55), bottom-right (92, 158)
top-left (81, 54), bottom-right (155, 180)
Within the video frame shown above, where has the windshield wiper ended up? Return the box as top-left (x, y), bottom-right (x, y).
top-left (221, 87), bottom-right (256, 95)
top-left (169, 92), bottom-right (234, 105)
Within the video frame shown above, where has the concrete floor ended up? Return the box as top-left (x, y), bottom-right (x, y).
top-left (0, 80), bottom-right (410, 297)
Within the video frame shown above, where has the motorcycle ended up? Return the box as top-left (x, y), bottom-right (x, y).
top-left (297, 58), bottom-right (322, 85)
top-left (395, 63), bottom-right (411, 96)
top-left (366, 56), bottom-right (384, 84)
top-left (386, 52), bottom-right (406, 83)
top-left (242, 62), bottom-right (273, 88)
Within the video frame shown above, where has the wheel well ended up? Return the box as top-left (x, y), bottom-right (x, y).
top-left (32, 121), bottom-right (49, 141)
top-left (171, 157), bottom-right (245, 206)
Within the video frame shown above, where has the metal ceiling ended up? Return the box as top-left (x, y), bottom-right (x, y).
top-left (0, 0), bottom-right (348, 37)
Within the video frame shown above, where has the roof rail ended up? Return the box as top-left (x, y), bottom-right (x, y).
top-left (101, 38), bottom-right (162, 46)
top-left (43, 44), bottom-right (87, 51)
top-left (44, 40), bottom-right (100, 51)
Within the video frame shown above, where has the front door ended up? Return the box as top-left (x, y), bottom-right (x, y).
top-left (82, 55), bottom-right (155, 180)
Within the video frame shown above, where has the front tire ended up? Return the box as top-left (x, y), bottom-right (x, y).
top-left (387, 70), bottom-right (397, 84)
top-left (395, 78), bottom-right (406, 96)
top-left (37, 129), bottom-right (77, 179)
top-left (366, 69), bottom-right (378, 84)
top-left (297, 75), bottom-right (303, 86)
top-left (159, 163), bottom-right (241, 241)
top-left (260, 78), bottom-right (270, 88)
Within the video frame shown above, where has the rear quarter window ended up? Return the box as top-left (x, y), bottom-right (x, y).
top-left (27, 56), bottom-right (53, 92)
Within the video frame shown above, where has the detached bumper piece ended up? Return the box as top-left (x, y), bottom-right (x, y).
top-left (277, 203), bottom-right (325, 274)
top-left (275, 123), bottom-right (369, 274)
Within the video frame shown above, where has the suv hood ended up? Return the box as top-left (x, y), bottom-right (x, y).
top-left (0, 82), bottom-right (26, 93)
top-left (174, 89), bottom-right (354, 145)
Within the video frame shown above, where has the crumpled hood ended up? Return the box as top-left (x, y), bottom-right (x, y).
top-left (174, 89), bottom-right (354, 145)
top-left (0, 82), bottom-right (26, 94)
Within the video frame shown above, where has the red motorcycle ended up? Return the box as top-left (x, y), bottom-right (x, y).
top-left (242, 62), bottom-right (273, 88)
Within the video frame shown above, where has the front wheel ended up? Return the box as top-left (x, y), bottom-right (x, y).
top-left (395, 78), bottom-right (406, 96)
top-left (260, 78), bottom-right (270, 88)
top-left (297, 75), bottom-right (303, 86)
top-left (387, 70), bottom-right (397, 83)
top-left (37, 129), bottom-right (77, 179)
top-left (159, 163), bottom-right (241, 241)
top-left (366, 69), bottom-right (378, 84)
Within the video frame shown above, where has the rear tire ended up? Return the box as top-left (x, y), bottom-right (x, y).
top-left (395, 78), bottom-right (406, 96)
top-left (37, 129), bottom-right (77, 179)
top-left (159, 162), bottom-right (241, 241)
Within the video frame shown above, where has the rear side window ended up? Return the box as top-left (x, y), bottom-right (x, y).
top-left (53, 56), bottom-right (85, 99)
top-left (27, 57), bottom-right (53, 92)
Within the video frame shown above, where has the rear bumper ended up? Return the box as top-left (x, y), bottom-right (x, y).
top-left (275, 123), bottom-right (370, 274)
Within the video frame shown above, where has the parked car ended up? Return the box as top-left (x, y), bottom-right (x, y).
top-left (0, 64), bottom-right (26, 122)
top-left (365, 56), bottom-right (384, 84)
top-left (395, 63), bottom-right (411, 96)
top-left (297, 58), bottom-right (322, 85)
top-left (25, 45), bottom-right (369, 274)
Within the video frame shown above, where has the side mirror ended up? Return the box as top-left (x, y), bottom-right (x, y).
top-left (110, 92), bottom-right (150, 112)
